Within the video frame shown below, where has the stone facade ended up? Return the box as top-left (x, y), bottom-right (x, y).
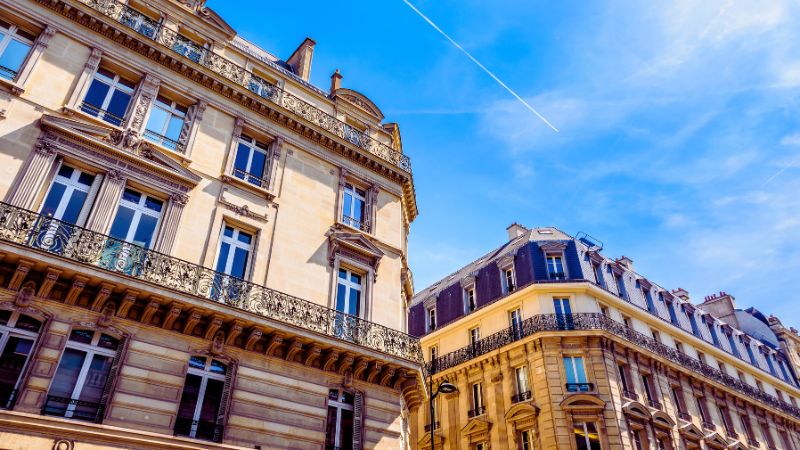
top-left (0, 0), bottom-right (421, 448)
top-left (411, 225), bottom-right (800, 450)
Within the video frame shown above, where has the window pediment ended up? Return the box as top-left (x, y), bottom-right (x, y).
top-left (417, 431), bottom-right (444, 449)
top-left (638, 278), bottom-right (653, 290)
top-left (586, 250), bottom-right (604, 265)
top-left (461, 416), bottom-right (491, 439)
top-left (539, 241), bottom-right (567, 253)
top-left (622, 401), bottom-right (652, 421)
top-left (40, 114), bottom-right (201, 188)
top-left (327, 229), bottom-right (384, 272)
top-left (560, 393), bottom-right (605, 413)
top-left (504, 402), bottom-right (539, 425)
top-left (704, 432), bottom-right (728, 449)
top-left (678, 423), bottom-right (704, 440)
top-left (652, 411), bottom-right (675, 429)
top-left (334, 88), bottom-right (385, 121)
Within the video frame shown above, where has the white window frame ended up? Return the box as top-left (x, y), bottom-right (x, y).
top-left (114, 189), bottom-right (163, 248)
top-left (40, 164), bottom-right (95, 223)
top-left (469, 327), bottom-right (481, 347)
top-left (515, 366), bottom-right (529, 394)
top-left (574, 422), bottom-right (600, 450)
top-left (337, 266), bottom-right (364, 318)
top-left (509, 308), bottom-right (522, 332)
top-left (144, 96), bottom-right (186, 147)
top-left (464, 287), bottom-right (477, 313)
top-left (232, 134), bottom-right (270, 186)
top-left (429, 345), bottom-right (438, 362)
top-left (54, 330), bottom-right (117, 418)
top-left (83, 68), bottom-right (135, 123)
top-left (341, 182), bottom-right (367, 231)
top-left (564, 355), bottom-right (588, 385)
top-left (502, 266), bottom-right (516, 294)
top-left (546, 253), bottom-right (567, 280)
top-left (184, 357), bottom-right (227, 439)
top-left (0, 22), bottom-right (33, 80)
top-left (471, 382), bottom-right (483, 413)
top-left (213, 224), bottom-right (253, 279)
top-left (426, 306), bottom-right (436, 332)
top-left (0, 311), bottom-right (40, 395)
top-left (520, 430), bottom-right (533, 450)
top-left (327, 388), bottom-right (354, 449)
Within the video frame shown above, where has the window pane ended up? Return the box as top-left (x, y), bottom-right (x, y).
top-left (144, 196), bottom-right (163, 213)
top-left (0, 39), bottom-right (32, 78)
top-left (82, 80), bottom-right (110, 111)
top-left (0, 310), bottom-right (11, 326)
top-left (132, 214), bottom-right (158, 247)
top-left (564, 357), bottom-right (576, 384)
top-left (352, 198), bottom-right (364, 222)
top-left (250, 150), bottom-right (266, 177)
top-left (198, 378), bottom-right (224, 422)
top-left (121, 189), bottom-right (140, 204)
top-left (335, 282), bottom-right (347, 312)
top-left (145, 106), bottom-right (169, 134)
top-left (0, 336), bottom-right (33, 387)
top-left (176, 373), bottom-right (201, 418)
top-left (188, 356), bottom-right (206, 370)
top-left (230, 247), bottom-right (249, 278)
top-left (233, 144), bottom-right (251, 174)
top-left (325, 405), bottom-right (338, 445)
top-left (340, 409), bottom-right (354, 450)
top-left (14, 315), bottom-right (41, 332)
top-left (215, 242), bottom-right (231, 273)
top-left (40, 182), bottom-right (66, 217)
top-left (108, 206), bottom-right (134, 240)
top-left (165, 115), bottom-right (184, 141)
top-left (69, 329), bottom-right (94, 344)
top-left (105, 90), bottom-right (132, 124)
top-left (61, 190), bottom-right (87, 224)
top-left (97, 334), bottom-right (119, 351)
top-left (574, 357), bottom-right (586, 383)
top-left (348, 287), bottom-right (360, 316)
top-left (210, 359), bottom-right (226, 375)
top-left (342, 194), bottom-right (352, 218)
top-left (50, 348), bottom-right (87, 398)
top-left (77, 172), bottom-right (95, 187)
top-left (77, 353), bottom-right (112, 403)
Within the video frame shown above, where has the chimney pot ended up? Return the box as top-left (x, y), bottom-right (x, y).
top-left (506, 223), bottom-right (528, 241)
top-left (330, 69), bottom-right (342, 95)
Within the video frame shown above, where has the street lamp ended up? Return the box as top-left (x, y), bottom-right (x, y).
top-left (428, 376), bottom-right (457, 450)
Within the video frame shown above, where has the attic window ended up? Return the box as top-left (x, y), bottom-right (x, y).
top-left (537, 229), bottom-right (553, 234)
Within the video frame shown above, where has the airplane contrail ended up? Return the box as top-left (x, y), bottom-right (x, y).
top-left (400, 0), bottom-right (559, 133)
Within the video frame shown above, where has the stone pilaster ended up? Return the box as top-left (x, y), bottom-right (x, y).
top-left (84, 169), bottom-right (126, 233)
top-left (127, 73), bottom-right (160, 132)
top-left (6, 137), bottom-right (58, 208)
top-left (16, 319), bottom-right (70, 413)
top-left (153, 192), bottom-right (188, 253)
top-left (66, 48), bottom-right (102, 109)
top-left (13, 25), bottom-right (57, 95)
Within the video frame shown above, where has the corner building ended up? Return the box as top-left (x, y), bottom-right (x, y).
top-left (0, 0), bottom-right (423, 448)
top-left (409, 224), bottom-right (800, 450)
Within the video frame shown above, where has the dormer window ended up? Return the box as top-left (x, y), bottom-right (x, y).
top-left (426, 306), bottom-right (436, 332)
top-left (503, 267), bottom-right (516, 293)
top-left (498, 254), bottom-right (516, 295)
top-left (546, 254), bottom-right (565, 280)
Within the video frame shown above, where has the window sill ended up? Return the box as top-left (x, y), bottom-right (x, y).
top-left (336, 220), bottom-right (372, 235)
top-left (221, 173), bottom-right (276, 201)
top-left (0, 76), bottom-right (25, 96)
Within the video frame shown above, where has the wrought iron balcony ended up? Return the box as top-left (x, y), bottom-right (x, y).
top-left (511, 391), bottom-right (532, 403)
top-left (646, 399), bottom-right (663, 410)
top-left (232, 168), bottom-right (269, 189)
top-left (341, 215), bottom-right (370, 232)
top-left (702, 421), bottom-right (716, 430)
top-left (677, 411), bottom-right (691, 421)
top-left (81, 0), bottom-right (412, 173)
top-left (565, 382), bottom-right (594, 393)
top-left (41, 395), bottom-right (105, 423)
top-left (0, 64), bottom-right (18, 81)
top-left (426, 313), bottom-right (800, 420)
top-left (79, 102), bottom-right (126, 127)
top-left (0, 202), bottom-right (422, 363)
top-left (0, 386), bottom-right (17, 410)
top-left (467, 406), bottom-right (486, 418)
top-left (173, 416), bottom-right (223, 443)
top-left (424, 421), bottom-right (440, 432)
top-left (622, 390), bottom-right (639, 401)
top-left (747, 439), bottom-right (760, 448)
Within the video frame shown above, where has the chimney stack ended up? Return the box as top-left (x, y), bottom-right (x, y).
top-left (506, 223), bottom-right (528, 241)
top-left (330, 69), bottom-right (342, 95)
top-left (617, 256), bottom-right (634, 271)
top-left (286, 37), bottom-right (316, 82)
top-left (671, 288), bottom-right (690, 301)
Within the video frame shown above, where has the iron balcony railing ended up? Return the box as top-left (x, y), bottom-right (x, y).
top-left (173, 416), bottom-right (224, 443)
top-left (41, 395), bottom-right (105, 423)
top-left (79, 102), bottom-right (126, 127)
top-left (467, 406), bottom-right (486, 418)
top-left (511, 391), bottom-right (532, 403)
top-left (646, 399), bottom-right (663, 410)
top-left (81, 0), bottom-right (411, 173)
top-left (622, 390), bottom-right (639, 402)
top-left (341, 215), bottom-right (369, 233)
top-left (424, 421), bottom-right (440, 432)
top-left (427, 313), bottom-right (800, 420)
top-left (0, 386), bottom-right (17, 410)
top-left (0, 202), bottom-right (423, 363)
top-left (677, 411), bottom-right (691, 421)
top-left (702, 421), bottom-right (716, 430)
top-left (566, 382), bottom-right (594, 393)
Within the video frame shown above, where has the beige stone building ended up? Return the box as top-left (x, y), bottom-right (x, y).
top-left (0, 0), bottom-right (423, 448)
top-left (409, 225), bottom-right (800, 450)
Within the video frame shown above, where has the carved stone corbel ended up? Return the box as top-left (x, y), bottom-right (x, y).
top-left (162, 304), bottom-right (182, 330)
top-left (244, 327), bottom-right (263, 351)
top-left (90, 282), bottom-right (115, 311)
top-left (323, 350), bottom-right (340, 372)
top-left (140, 298), bottom-right (162, 324)
top-left (285, 339), bottom-right (303, 362)
top-left (225, 320), bottom-right (245, 345)
top-left (37, 268), bottom-right (62, 299)
top-left (116, 289), bottom-right (139, 319)
top-left (64, 276), bottom-right (89, 305)
top-left (203, 315), bottom-right (224, 340)
top-left (304, 344), bottom-right (322, 366)
top-left (8, 259), bottom-right (35, 290)
top-left (182, 309), bottom-right (203, 335)
top-left (265, 332), bottom-right (284, 356)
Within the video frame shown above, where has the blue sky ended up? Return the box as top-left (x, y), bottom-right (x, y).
top-left (210, 1), bottom-right (800, 323)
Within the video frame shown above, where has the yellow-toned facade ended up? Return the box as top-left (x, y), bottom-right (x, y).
top-left (0, 0), bottom-right (423, 448)
top-left (412, 226), bottom-right (800, 450)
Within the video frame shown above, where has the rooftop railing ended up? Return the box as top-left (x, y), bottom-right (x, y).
top-left (82, 0), bottom-right (411, 173)
top-left (428, 313), bottom-right (800, 420)
top-left (0, 202), bottom-right (423, 363)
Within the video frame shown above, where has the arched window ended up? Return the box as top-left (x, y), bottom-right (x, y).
top-left (43, 329), bottom-right (121, 422)
top-left (174, 356), bottom-right (229, 442)
top-left (0, 310), bottom-right (42, 409)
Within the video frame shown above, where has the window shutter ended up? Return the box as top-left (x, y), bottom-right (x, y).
top-left (215, 362), bottom-right (236, 443)
top-left (98, 336), bottom-right (128, 423)
top-left (353, 390), bottom-right (364, 450)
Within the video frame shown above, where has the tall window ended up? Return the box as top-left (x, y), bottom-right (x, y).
top-left (44, 329), bottom-right (119, 421)
top-left (519, 430), bottom-right (533, 450)
top-left (81, 68), bottom-right (135, 126)
top-left (618, 364), bottom-right (632, 397)
top-left (464, 287), bottom-right (477, 313)
top-left (342, 183), bottom-right (367, 231)
top-left (108, 188), bottom-right (163, 248)
top-left (614, 273), bottom-right (627, 299)
top-left (326, 388), bottom-right (357, 450)
top-left (695, 396), bottom-right (710, 427)
top-left (503, 267), bottom-right (516, 293)
top-left (546, 254), bottom-right (565, 280)
top-left (426, 306), bottom-right (436, 332)
top-left (707, 321), bottom-right (720, 347)
top-left (175, 356), bottom-right (228, 442)
top-left (671, 386), bottom-right (687, 417)
top-left (515, 366), bottom-right (529, 396)
top-left (470, 382), bottom-right (484, 416)
top-left (144, 95), bottom-right (187, 150)
top-left (232, 134), bottom-right (269, 188)
top-left (429, 346), bottom-right (438, 364)
top-left (574, 422), bottom-right (601, 450)
top-left (564, 356), bottom-right (589, 391)
top-left (631, 429), bottom-right (645, 450)
top-left (336, 268), bottom-right (362, 317)
top-left (0, 19), bottom-right (34, 80)
top-left (641, 374), bottom-right (656, 406)
top-left (592, 263), bottom-right (605, 288)
top-left (553, 298), bottom-right (573, 329)
top-left (469, 327), bottom-right (481, 349)
top-left (510, 308), bottom-right (522, 338)
top-left (665, 296), bottom-right (679, 325)
top-left (0, 310), bottom-right (41, 409)
top-left (684, 306), bottom-right (700, 337)
top-left (38, 165), bottom-right (96, 253)
top-left (214, 225), bottom-right (252, 279)
top-left (642, 287), bottom-right (656, 314)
